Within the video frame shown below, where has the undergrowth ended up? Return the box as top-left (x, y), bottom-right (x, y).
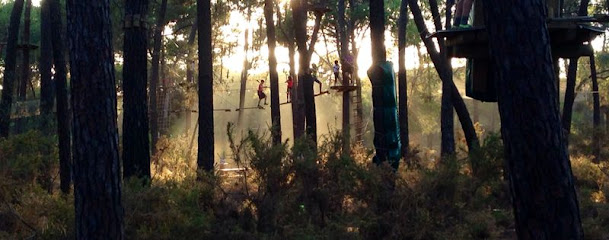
top-left (0, 129), bottom-right (608, 239)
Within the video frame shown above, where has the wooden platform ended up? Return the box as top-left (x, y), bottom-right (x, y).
top-left (433, 23), bottom-right (604, 59)
top-left (330, 85), bottom-right (358, 92)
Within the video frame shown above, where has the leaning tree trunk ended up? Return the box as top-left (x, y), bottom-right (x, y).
top-left (198, 0), bottom-right (214, 172)
top-left (483, 1), bottom-right (583, 238)
top-left (50, 0), bottom-right (71, 194)
top-left (264, 0), bottom-right (282, 145)
top-left (149, 0), bottom-right (168, 151)
top-left (397, 0), bottom-right (409, 159)
top-left (67, 0), bottom-right (124, 238)
top-left (407, 0), bottom-right (480, 154)
top-left (39, 0), bottom-right (54, 131)
top-left (19, 0), bottom-right (32, 101)
top-left (122, 0), bottom-right (151, 179)
top-left (0, 0), bottom-right (24, 138)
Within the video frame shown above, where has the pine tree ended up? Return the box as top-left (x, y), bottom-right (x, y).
top-left (483, 1), bottom-right (583, 238)
top-left (67, 0), bottom-right (124, 237)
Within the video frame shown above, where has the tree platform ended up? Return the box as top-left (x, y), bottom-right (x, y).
top-left (432, 22), bottom-right (604, 59)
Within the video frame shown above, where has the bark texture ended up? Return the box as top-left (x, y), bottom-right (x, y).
top-left (198, 0), bottom-right (214, 172)
top-left (0, 0), bottom-right (24, 138)
top-left (122, 0), bottom-right (151, 179)
top-left (483, 1), bottom-right (583, 238)
top-left (66, 0), bottom-right (124, 238)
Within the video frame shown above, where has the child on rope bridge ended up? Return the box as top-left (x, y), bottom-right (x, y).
top-left (286, 75), bottom-right (294, 102)
top-left (257, 80), bottom-right (268, 108)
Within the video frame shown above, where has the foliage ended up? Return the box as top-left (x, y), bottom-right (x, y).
top-left (0, 130), bottom-right (57, 196)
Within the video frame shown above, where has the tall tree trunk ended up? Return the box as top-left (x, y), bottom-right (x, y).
top-left (348, 2), bottom-right (364, 143)
top-left (562, 0), bottom-right (589, 137)
top-left (122, 0), bottom-right (151, 179)
top-left (338, 0), bottom-right (351, 151)
top-left (562, 59), bottom-right (577, 136)
top-left (237, 18), bottom-right (250, 125)
top-left (50, 0), bottom-right (71, 194)
top-left (407, 0), bottom-right (480, 154)
top-left (292, 0), bottom-right (316, 144)
top-left (276, 2), bottom-right (303, 140)
top-left (579, 0), bottom-right (590, 15)
top-left (186, 19), bottom-right (197, 85)
top-left (67, 0), bottom-right (124, 237)
top-left (198, 0), bottom-right (214, 172)
top-left (184, 18), bottom-right (197, 134)
top-left (39, 0), bottom-right (54, 130)
top-left (370, 0), bottom-right (386, 63)
top-left (19, 0), bottom-right (32, 101)
top-left (483, 1), bottom-right (583, 238)
top-left (264, 0), bottom-right (281, 145)
top-left (150, 0), bottom-right (168, 151)
top-left (397, 0), bottom-right (409, 159)
top-left (288, 42), bottom-right (304, 139)
top-left (0, 0), bottom-right (24, 138)
top-left (429, 0), bottom-right (454, 156)
top-left (591, 56), bottom-right (600, 163)
top-left (440, 77), bottom-right (455, 155)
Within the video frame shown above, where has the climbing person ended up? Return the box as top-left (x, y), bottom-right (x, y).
top-left (257, 80), bottom-right (267, 108)
top-left (286, 75), bottom-right (294, 102)
top-left (333, 60), bottom-right (340, 85)
top-left (311, 63), bottom-right (323, 93)
top-left (453, 0), bottom-right (474, 28)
